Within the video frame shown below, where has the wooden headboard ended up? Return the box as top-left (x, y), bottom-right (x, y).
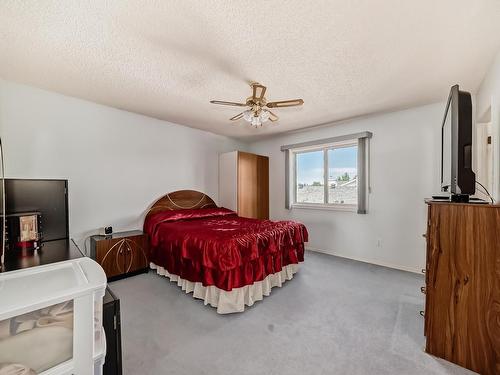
top-left (146, 190), bottom-right (217, 217)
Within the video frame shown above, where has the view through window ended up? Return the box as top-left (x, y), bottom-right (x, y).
top-left (295, 143), bottom-right (358, 206)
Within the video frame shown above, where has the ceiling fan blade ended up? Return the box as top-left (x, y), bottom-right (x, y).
top-left (251, 83), bottom-right (267, 101)
top-left (267, 110), bottom-right (279, 122)
top-left (210, 100), bottom-right (247, 107)
top-left (229, 112), bottom-right (245, 121)
top-left (266, 99), bottom-right (304, 108)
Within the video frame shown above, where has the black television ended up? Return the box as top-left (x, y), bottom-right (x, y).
top-left (441, 85), bottom-right (475, 202)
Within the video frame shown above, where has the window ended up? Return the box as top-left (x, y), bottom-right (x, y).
top-left (296, 150), bottom-right (325, 204)
top-left (294, 141), bottom-right (358, 209)
top-left (281, 132), bottom-right (371, 213)
top-left (328, 145), bottom-right (358, 205)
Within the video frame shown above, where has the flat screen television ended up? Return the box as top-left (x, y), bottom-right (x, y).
top-left (441, 85), bottom-right (475, 201)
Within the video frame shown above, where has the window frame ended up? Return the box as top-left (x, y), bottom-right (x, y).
top-left (291, 139), bottom-right (359, 212)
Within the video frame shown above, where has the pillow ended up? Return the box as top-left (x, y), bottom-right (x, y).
top-left (144, 207), bottom-right (237, 235)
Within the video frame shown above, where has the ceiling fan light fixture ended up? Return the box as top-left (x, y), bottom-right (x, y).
top-left (251, 116), bottom-right (262, 127)
top-left (259, 110), bottom-right (270, 123)
top-left (242, 109), bottom-right (268, 127)
top-left (210, 82), bottom-right (303, 128)
top-left (243, 110), bottom-right (254, 122)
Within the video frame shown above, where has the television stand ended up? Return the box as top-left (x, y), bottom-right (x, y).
top-left (423, 200), bottom-right (500, 375)
top-left (431, 195), bottom-right (449, 200)
top-left (431, 195), bottom-right (488, 204)
top-left (450, 194), bottom-right (470, 203)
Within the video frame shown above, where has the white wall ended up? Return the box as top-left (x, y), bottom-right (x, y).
top-left (0, 80), bottom-right (245, 247)
top-left (2, 75), bottom-right (489, 273)
top-left (476, 50), bottom-right (500, 200)
top-left (249, 103), bottom-right (444, 273)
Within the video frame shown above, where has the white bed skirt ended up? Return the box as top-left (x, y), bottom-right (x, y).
top-left (150, 263), bottom-right (299, 314)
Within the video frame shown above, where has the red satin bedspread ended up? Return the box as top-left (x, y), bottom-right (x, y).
top-left (144, 208), bottom-right (308, 291)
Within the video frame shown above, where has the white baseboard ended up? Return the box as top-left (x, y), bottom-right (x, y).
top-left (305, 246), bottom-right (422, 274)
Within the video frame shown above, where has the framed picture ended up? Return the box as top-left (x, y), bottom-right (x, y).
top-left (19, 215), bottom-right (38, 242)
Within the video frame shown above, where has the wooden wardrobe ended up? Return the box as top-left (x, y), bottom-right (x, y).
top-left (219, 151), bottom-right (269, 219)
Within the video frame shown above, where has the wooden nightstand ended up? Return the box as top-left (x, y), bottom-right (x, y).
top-left (90, 230), bottom-right (149, 280)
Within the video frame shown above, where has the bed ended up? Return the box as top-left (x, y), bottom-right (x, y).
top-left (143, 190), bottom-right (308, 313)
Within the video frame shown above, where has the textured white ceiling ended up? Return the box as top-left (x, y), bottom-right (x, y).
top-left (1, 1), bottom-right (500, 140)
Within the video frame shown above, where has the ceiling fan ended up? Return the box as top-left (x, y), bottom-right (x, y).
top-left (210, 82), bottom-right (304, 127)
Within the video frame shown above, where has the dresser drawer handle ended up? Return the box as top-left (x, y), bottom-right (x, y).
top-left (420, 286), bottom-right (426, 294)
top-left (421, 268), bottom-right (426, 274)
top-left (419, 310), bottom-right (425, 317)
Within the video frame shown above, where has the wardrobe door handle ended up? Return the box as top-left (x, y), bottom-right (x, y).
top-left (421, 268), bottom-right (426, 274)
top-left (419, 310), bottom-right (425, 317)
top-left (420, 286), bottom-right (426, 294)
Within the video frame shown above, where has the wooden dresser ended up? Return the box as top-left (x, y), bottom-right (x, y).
top-left (90, 230), bottom-right (149, 280)
top-left (424, 201), bottom-right (500, 375)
